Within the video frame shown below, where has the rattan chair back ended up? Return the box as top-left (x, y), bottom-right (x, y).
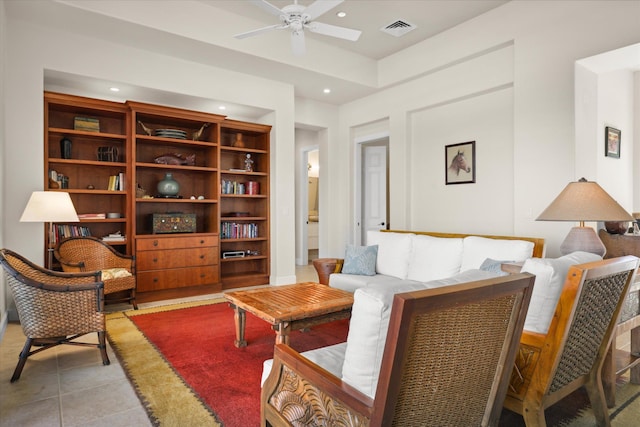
top-left (0, 248), bottom-right (110, 382)
top-left (504, 255), bottom-right (639, 426)
top-left (54, 236), bottom-right (137, 308)
top-left (262, 273), bottom-right (535, 427)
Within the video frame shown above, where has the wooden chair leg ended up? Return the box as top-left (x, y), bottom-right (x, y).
top-left (586, 375), bottom-right (612, 427)
top-left (522, 404), bottom-right (547, 427)
top-left (11, 337), bottom-right (34, 383)
top-left (130, 289), bottom-right (138, 310)
top-left (97, 331), bottom-right (110, 366)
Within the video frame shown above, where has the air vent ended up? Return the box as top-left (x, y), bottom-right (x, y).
top-left (380, 20), bottom-right (417, 37)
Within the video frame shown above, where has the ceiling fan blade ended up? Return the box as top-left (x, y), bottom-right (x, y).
top-left (306, 21), bottom-right (361, 41)
top-left (234, 24), bottom-right (285, 39)
top-left (291, 30), bottom-right (306, 56)
top-left (304, 0), bottom-right (344, 20)
top-left (249, 0), bottom-right (284, 17)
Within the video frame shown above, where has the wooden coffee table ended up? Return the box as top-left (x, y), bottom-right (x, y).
top-left (223, 282), bottom-right (353, 348)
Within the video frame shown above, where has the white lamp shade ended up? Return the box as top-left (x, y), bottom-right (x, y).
top-left (20, 191), bottom-right (79, 223)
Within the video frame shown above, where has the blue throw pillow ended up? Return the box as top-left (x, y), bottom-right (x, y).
top-left (479, 258), bottom-right (511, 276)
top-left (342, 245), bottom-right (378, 276)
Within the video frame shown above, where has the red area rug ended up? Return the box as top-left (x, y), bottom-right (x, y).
top-left (128, 302), bottom-right (349, 427)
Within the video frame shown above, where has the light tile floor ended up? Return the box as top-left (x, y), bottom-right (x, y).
top-left (0, 264), bottom-right (318, 427)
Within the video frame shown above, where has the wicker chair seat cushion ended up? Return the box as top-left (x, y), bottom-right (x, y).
top-left (261, 342), bottom-right (347, 387)
top-left (521, 251), bottom-right (601, 334)
top-left (100, 268), bottom-right (132, 280)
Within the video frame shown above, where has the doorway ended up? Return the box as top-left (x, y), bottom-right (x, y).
top-left (359, 139), bottom-right (389, 245)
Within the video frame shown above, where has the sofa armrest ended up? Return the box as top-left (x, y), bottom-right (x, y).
top-left (261, 344), bottom-right (373, 426)
top-left (312, 258), bottom-right (344, 285)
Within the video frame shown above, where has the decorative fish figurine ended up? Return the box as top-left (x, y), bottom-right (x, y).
top-left (153, 153), bottom-right (196, 166)
top-left (193, 123), bottom-right (209, 141)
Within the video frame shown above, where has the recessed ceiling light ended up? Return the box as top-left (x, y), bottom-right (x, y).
top-left (218, 105), bottom-right (226, 110)
top-left (323, 88), bottom-right (331, 94)
top-left (109, 87), bottom-right (120, 92)
top-left (336, 11), bottom-right (346, 18)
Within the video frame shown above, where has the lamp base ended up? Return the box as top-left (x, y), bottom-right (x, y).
top-left (559, 226), bottom-right (606, 257)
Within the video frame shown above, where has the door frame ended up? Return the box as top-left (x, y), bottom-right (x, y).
top-left (354, 132), bottom-right (389, 245)
top-left (297, 145), bottom-right (319, 266)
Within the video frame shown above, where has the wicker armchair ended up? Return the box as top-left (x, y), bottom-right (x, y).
top-left (0, 249), bottom-right (110, 383)
top-left (503, 256), bottom-right (639, 426)
top-left (262, 273), bottom-right (535, 426)
top-left (54, 236), bottom-right (137, 309)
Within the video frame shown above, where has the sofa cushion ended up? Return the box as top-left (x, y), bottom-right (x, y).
top-left (329, 273), bottom-right (422, 293)
top-left (341, 268), bottom-right (498, 398)
top-left (479, 258), bottom-right (511, 276)
top-left (261, 342), bottom-right (347, 387)
top-left (366, 231), bottom-right (413, 279)
top-left (461, 236), bottom-right (534, 271)
top-left (521, 251), bottom-right (602, 334)
top-left (341, 245), bottom-right (378, 276)
top-left (406, 235), bottom-right (463, 282)
top-left (341, 281), bottom-right (428, 398)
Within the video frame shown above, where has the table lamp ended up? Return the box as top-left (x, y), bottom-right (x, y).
top-left (536, 178), bottom-right (633, 256)
top-left (20, 191), bottom-right (79, 268)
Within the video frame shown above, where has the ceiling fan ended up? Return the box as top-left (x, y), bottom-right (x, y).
top-left (234, 0), bottom-right (362, 56)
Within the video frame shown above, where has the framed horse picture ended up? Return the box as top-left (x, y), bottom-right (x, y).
top-left (605, 126), bottom-right (621, 158)
top-left (445, 141), bottom-right (476, 185)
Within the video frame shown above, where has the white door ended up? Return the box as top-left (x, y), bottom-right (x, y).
top-left (362, 144), bottom-right (388, 244)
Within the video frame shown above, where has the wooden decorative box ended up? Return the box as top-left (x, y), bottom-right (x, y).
top-left (152, 213), bottom-right (196, 234)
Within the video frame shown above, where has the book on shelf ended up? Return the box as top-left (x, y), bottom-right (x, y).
top-left (78, 213), bottom-right (106, 219)
top-left (52, 224), bottom-right (92, 243)
top-left (74, 116), bottom-right (100, 132)
top-left (107, 173), bottom-right (125, 191)
top-left (102, 231), bottom-right (125, 242)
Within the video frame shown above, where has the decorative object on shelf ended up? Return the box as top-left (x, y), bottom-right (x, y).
top-left (445, 141), bottom-right (475, 185)
top-left (153, 152), bottom-right (195, 166)
top-left (87, 184), bottom-right (95, 190)
top-left (605, 221), bottom-right (628, 235)
top-left (138, 120), bottom-right (153, 136)
top-left (157, 173), bottom-right (180, 197)
top-left (74, 116), bottom-right (100, 132)
top-left (97, 146), bottom-right (119, 162)
top-left (605, 126), bottom-right (621, 158)
top-left (136, 183), bottom-right (146, 198)
top-left (537, 177), bottom-right (633, 256)
top-left (233, 132), bottom-right (244, 148)
top-left (155, 129), bottom-right (187, 139)
top-left (222, 251), bottom-right (246, 259)
top-left (223, 211), bottom-right (250, 217)
top-left (20, 191), bottom-right (79, 268)
top-left (49, 177), bottom-right (60, 189)
top-left (60, 137), bottom-right (72, 159)
top-left (244, 154), bottom-right (254, 172)
top-left (152, 213), bottom-right (196, 234)
top-left (193, 123), bottom-right (209, 141)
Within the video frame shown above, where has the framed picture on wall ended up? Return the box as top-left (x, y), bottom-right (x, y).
top-left (445, 141), bottom-right (476, 185)
top-left (605, 126), bottom-right (621, 158)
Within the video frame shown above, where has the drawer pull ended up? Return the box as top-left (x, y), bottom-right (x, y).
top-left (200, 240), bottom-right (205, 244)
top-left (153, 258), bottom-right (158, 263)
top-left (153, 240), bottom-right (158, 247)
top-left (153, 278), bottom-right (158, 283)
top-left (200, 255), bottom-right (205, 259)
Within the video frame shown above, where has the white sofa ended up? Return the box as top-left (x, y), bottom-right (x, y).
top-left (329, 230), bottom-right (538, 292)
top-left (263, 231), bottom-right (601, 400)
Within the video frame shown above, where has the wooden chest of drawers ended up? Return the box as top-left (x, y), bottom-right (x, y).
top-left (136, 234), bottom-right (219, 292)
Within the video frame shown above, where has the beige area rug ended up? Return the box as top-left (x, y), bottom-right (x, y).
top-left (106, 299), bottom-right (224, 426)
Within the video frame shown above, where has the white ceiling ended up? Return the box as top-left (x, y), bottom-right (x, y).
top-left (6, 0), bottom-right (638, 119)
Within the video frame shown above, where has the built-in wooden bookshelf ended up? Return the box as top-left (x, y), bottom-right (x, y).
top-left (44, 92), bottom-right (271, 299)
top-left (44, 92), bottom-right (131, 266)
top-left (219, 120), bottom-right (271, 288)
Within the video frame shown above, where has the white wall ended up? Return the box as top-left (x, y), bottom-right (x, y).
top-left (326, 0), bottom-right (640, 258)
top-left (2, 12), bottom-right (297, 289)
